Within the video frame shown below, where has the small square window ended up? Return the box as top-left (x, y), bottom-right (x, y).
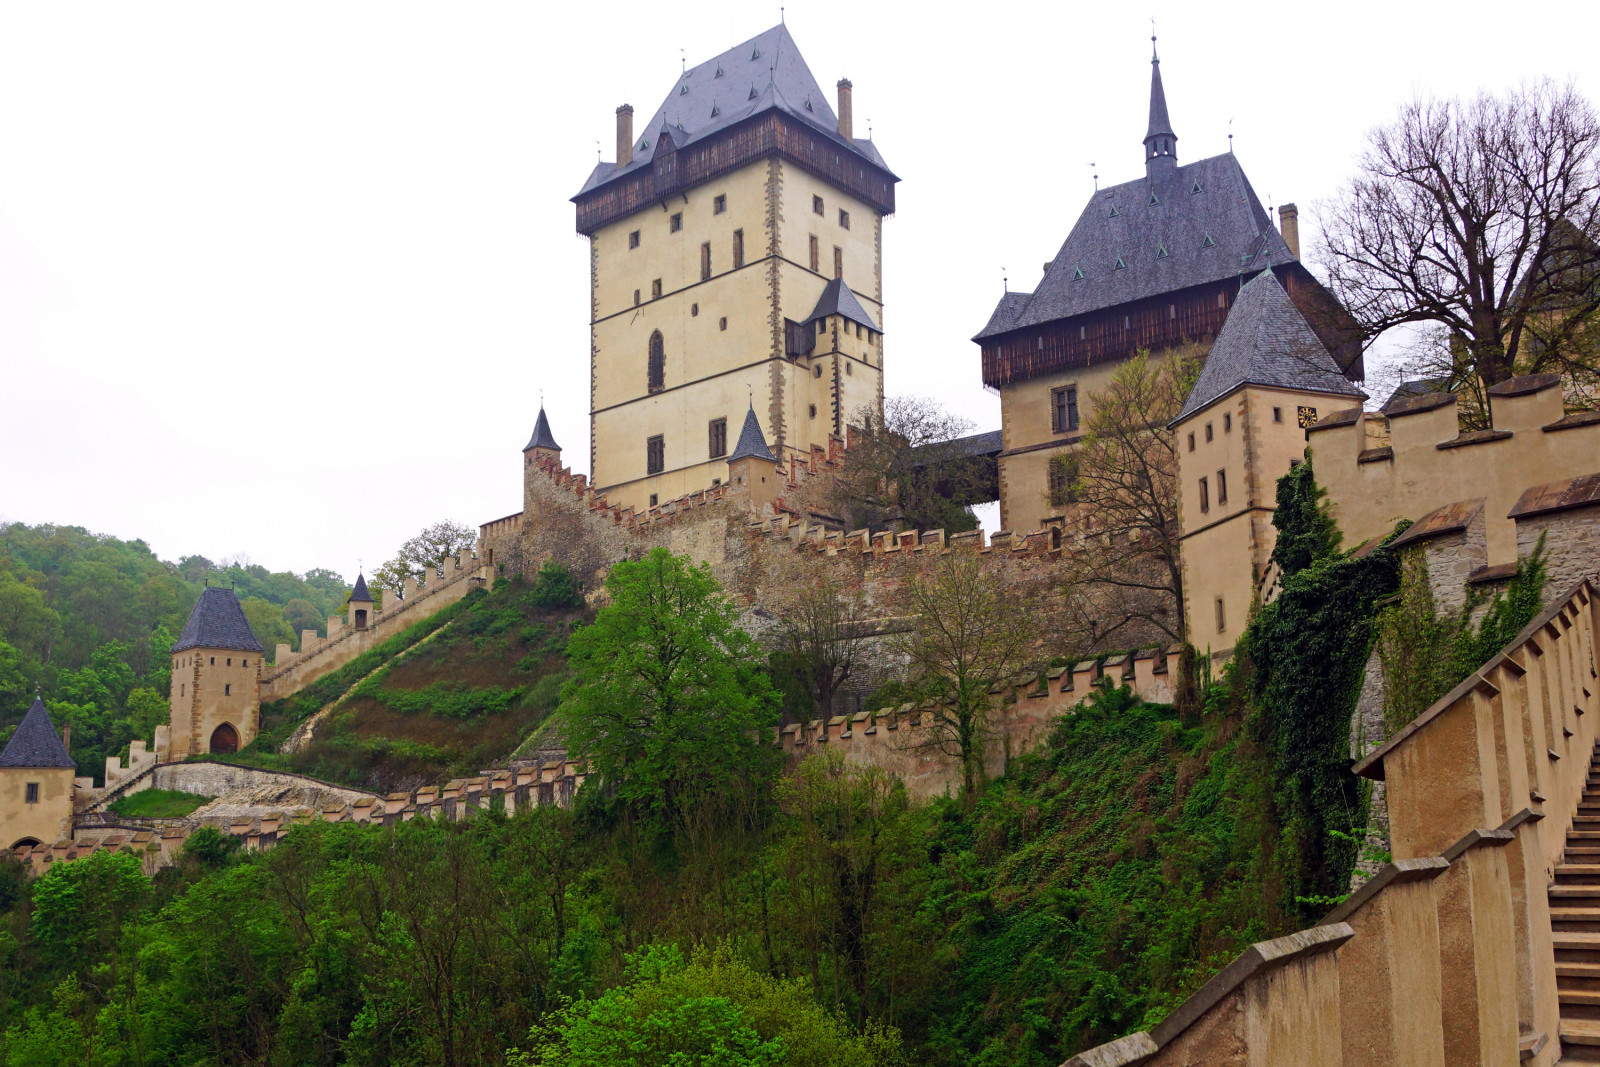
top-left (809, 404), bottom-right (817, 418)
top-left (813, 195), bottom-right (824, 215)
top-left (691, 303), bottom-right (699, 316)
top-left (1205, 423), bottom-right (1214, 443)
top-left (1223, 413), bottom-right (1232, 432)
top-left (629, 230), bottom-right (640, 249)
top-left (714, 194), bottom-right (726, 214)
top-left (1273, 407), bottom-right (1283, 423)
top-left (839, 209), bottom-right (850, 230)
top-left (649, 493), bottom-right (659, 507)
top-left (670, 213), bottom-right (682, 233)
top-left (651, 278), bottom-right (662, 299)
top-left (719, 317), bottom-right (728, 331)
top-left (813, 363), bottom-right (822, 378)
top-left (25, 783), bottom-right (38, 804)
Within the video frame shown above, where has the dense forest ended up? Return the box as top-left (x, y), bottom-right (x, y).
top-left (0, 522), bottom-right (352, 784)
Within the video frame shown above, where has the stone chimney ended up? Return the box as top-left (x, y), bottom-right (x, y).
top-left (1279, 203), bottom-right (1300, 259)
top-left (836, 79), bottom-right (853, 141)
top-left (616, 104), bottom-right (634, 167)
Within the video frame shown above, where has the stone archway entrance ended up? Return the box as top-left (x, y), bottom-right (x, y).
top-left (209, 722), bottom-right (239, 754)
top-left (9, 837), bottom-right (40, 852)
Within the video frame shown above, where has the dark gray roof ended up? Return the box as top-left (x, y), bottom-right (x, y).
top-left (0, 697), bottom-right (74, 769)
top-left (804, 277), bottom-right (879, 331)
top-left (524, 406), bottom-right (561, 452)
top-left (911, 429), bottom-right (1003, 464)
top-left (1381, 378), bottom-right (1449, 412)
top-left (1145, 52), bottom-right (1176, 147)
top-left (577, 25), bottom-right (891, 198)
top-left (172, 587), bottom-right (265, 653)
top-left (729, 404), bottom-right (776, 462)
top-left (974, 152), bottom-right (1293, 341)
top-left (350, 573), bottom-right (372, 603)
top-left (1174, 270), bottom-right (1366, 423)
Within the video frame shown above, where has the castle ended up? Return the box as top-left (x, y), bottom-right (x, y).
top-left (6, 21), bottom-right (1600, 1066)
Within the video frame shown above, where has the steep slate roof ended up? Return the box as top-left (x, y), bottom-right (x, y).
top-left (577, 24), bottom-right (891, 198)
top-left (729, 405), bottom-right (777, 462)
top-left (804, 277), bottom-right (880, 331)
top-left (524, 406), bottom-right (561, 452)
top-left (0, 696), bottom-right (75, 769)
top-left (350, 574), bottom-right (372, 603)
top-left (172, 587), bottom-right (265, 654)
top-left (1145, 48), bottom-right (1177, 147)
top-left (1174, 270), bottom-right (1365, 423)
top-left (1381, 378), bottom-right (1449, 412)
top-left (975, 152), bottom-right (1293, 340)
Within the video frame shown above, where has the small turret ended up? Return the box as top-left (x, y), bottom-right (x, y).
top-left (1143, 36), bottom-right (1178, 177)
top-left (727, 403), bottom-right (780, 512)
top-left (349, 573), bottom-right (374, 631)
top-left (524, 405), bottom-right (562, 465)
top-left (0, 694), bottom-right (76, 851)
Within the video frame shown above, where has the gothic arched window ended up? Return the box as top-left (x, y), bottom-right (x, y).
top-left (648, 331), bottom-right (665, 393)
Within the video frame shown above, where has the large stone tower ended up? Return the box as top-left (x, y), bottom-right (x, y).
top-left (572, 24), bottom-right (897, 513)
top-left (161, 586), bottom-right (264, 760)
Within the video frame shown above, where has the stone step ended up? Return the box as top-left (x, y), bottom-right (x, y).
top-left (1553, 933), bottom-right (1600, 950)
top-left (1563, 990), bottom-right (1600, 1007)
top-left (1567, 1018), bottom-right (1600, 1045)
top-left (1557, 866), bottom-right (1600, 881)
top-left (1553, 887), bottom-right (1600, 899)
top-left (1554, 910), bottom-right (1600, 922)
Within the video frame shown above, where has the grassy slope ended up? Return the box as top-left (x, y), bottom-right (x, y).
top-left (107, 788), bottom-right (211, 818)
top-left (921, 685), bottom-right (1285, 1064)
top-left (232, 581), bottom-right (583, 793)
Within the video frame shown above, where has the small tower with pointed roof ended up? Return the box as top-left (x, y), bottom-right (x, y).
top-left (1171, 270), bottom-right (1366, 656)
top-left (348, 573), bottom-right (374, 631)
top-left (1144, 37), bottom-right (1178, 176)
top-left (0, 694), bottom-right (76, 851)
top-left (523, 405), bottom-right (563, 513)
top-left (162, 586), bottom-right (265, 761)
top-left (727, 404), bottom-right (781, 511)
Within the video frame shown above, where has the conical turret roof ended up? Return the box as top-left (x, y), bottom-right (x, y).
top-left (0, 696), bottom-right (74, 769)
top-left (524, 406), bottom-right (561, 452)
top-left (729, 404), bottom-right (777, 462)
top-left (172, 586), bottom-right (264, 653)
top-left (350, 573), bottom-right (372, 603)
top-left (1145, 44), bottom-right (1177, 149)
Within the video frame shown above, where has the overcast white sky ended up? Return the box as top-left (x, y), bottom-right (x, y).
top-left (2, 1), bottom-right (1596, 580)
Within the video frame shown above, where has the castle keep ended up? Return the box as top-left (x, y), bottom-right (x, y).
top-left (574, 25), bottom-right (895, 513)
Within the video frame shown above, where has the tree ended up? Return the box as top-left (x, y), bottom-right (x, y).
top-left (1322, 81), bottom-right (1600, 395)
top-left (893, 551), bottom-right (1043, 798)
top-left (380, 521), bottom-right (480, 588)
top-left (527, 561), bottom-right (584, 610)
top-left (557, 548), bottom-right (779, 818)
top-left (282, 597), bottom-right (322, 639)
top-left (827, 396), bottom-right (986, 534)
top-left (772, 579), bottom-right (876, 719)
top-left (1057, 349), bottom-right (1197, 645)
top-left (239, 596), bottom-right (294, 658)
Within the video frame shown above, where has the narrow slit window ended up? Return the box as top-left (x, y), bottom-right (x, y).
top-left (629, 230), bottom-right (640, 249)
top-left (809, 235), bottom-right (819, 272)
top-left (1215, 597), bottom-right (1226, 633)
top-left (651, 278), bottom-right (662, 299)
top-left (701, 242), bottom-right (712, 280)
top-left (733, 229), bottom-right (744, 268)
top-left (670, 213), bottom-right (682, 233)
top-left (1199, 476), bottom-right (1210, 512)
top-left (833, 246), bottom-right (843, 279)
top-left (1224, 413), bottom-right (1232, 432)
top-left (647, 435), bottom-right (665, 475)
top-left (1217, 469), bottom-right (1228, 504)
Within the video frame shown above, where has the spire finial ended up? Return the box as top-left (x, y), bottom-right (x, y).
top-left (1151, 18), bottom-right (1158, 60)
top-left (1088, 161), bottom-right (1098, 192)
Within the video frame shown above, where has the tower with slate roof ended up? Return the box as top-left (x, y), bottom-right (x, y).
top-left (1172, 270), bottom-right (1366, 655)
top-left (573, 25), bottom-right (896, 513)
top-left (973, 41), bottom-right (1362, 534)
top-left (0, 694), bottom-right (76, 851)
top-left (161, 586), bottom-right (265, 761)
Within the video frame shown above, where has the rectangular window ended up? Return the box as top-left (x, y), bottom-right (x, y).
top-left (813, 194), bottom-right (824, 215)
top-left (1223, 413), bottom-right (1232, 432)
top-left (1273, 406), bottom-right (1283, 423)
top-left (1205, 422), bottom-right (1214, 443)
top-left (1215, 596), bottom-right (1226, 634)
top-left (708, 418), bottom-right (727, 458)
top-left (1049, 456), bottom-right (1079, 507)
top-left (809, 235), bottom-right (819, 272)
top-left (1199, 476), bottom-right (1210, 512)
top-left (733, 229), bottom-right (744, 269)
top-left (670, 212), bottom-right (682, 233)
top-left (629, 230), bottom-right (640, 249)
top-left (647, 435), bottom-right (665, 475)
top-left (25, 783), bottom-right (38, 804)
top-left (714, 194), bottom-right (726, 214)
top-left (719, 317), bottom-right (727, 331)
top-left (1187, 432), bottom-right (1195, 452)
top-left (839, 208), bottom-right (850, 229)
top-left (633, 289), bottom-right (640, 306)
top-left (224, 684), bottom-right (231, 696)
top-left (833, 246), bottom-right (843, 279)
top-left (701, 242), bottom-right (712, 280)
top-left (649, 493), bottom-right (658, 507)
top-left (1217, 469), bottom-right (1228, 504)
top-left (1051, 386), bottom-right (1079, 433)
top-left (651, 278), bottom-right (662, 299)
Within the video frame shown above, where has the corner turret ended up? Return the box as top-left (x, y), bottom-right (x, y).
top-left (523, 403), bottom-right (563, 513)
top-left (0, 694), bottom-right (76, 852)
top-left (728, 404), bottom-right (780, 512)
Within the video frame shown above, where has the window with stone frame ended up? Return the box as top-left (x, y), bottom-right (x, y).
top-left (1198, 476), bottom-right (1210, 512)
top-left (1051, 385), bottom-right (1079, 433)
top-left (1048, 453), bottom-right (1079, 507)
top-left (713, 194), bottom-right (726, 214)
top-left (651, 278), bottom-right (663, 299)
top-left (708, 418), bottom-right (728, 458)
top-left (813, 194), bottom-right (824, 215)
top-left (647, 331), bottom-right (665, 393)
top-left (733, 229), bottom-right (744, 269)
top-left (839, 208), bottom-right (850, 230)
top-left (833, 246), bottom-right (843, 279)
top-left (809, 235), bottom-right (819, 272)
top-left (701, 242), bottom-right (712, 281)
top-left (647, 435), bottom-right (665, 475)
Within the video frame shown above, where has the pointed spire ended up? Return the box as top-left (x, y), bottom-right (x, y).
top-left (350, 573), bottom-right (372, 603)
top-left (524, 405), bottom-right (561, 453)
top-left (728, 403), bottom-right (776, 463)
top-left (0, 696), bottom-right (75, 769)
top-left (1143, 35), bottom-right (1178, 176)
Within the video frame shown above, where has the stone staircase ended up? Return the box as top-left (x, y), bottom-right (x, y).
top-left (1553, 745), bottom-right (1600, 1061)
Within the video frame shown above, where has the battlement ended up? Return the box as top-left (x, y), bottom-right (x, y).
top-left (1309, 374), bottom-right (1600, 566)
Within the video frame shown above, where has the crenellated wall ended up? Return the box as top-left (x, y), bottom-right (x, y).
top-left (258, 555), bottom-right (492, 703)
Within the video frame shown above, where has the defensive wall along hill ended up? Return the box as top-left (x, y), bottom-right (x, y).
top-left (1067, 578), bottom-right (1600, 1067)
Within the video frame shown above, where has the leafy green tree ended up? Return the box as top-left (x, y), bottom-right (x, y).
top-left (558, 548), bottom-right (778, 818)
top-left (528, 561), bottom-right (584, 609)
top-left (282, 598), bottom-right (322, 639)
top-left (30, 851), bottom-right (149, 990)
top-left (239, 596), bottom-right (293, 658)
top-left (0, 580), bottom-right (60, 662)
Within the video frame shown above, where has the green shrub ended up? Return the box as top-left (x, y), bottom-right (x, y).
top-left (528, 561), bottom-right (584, 609)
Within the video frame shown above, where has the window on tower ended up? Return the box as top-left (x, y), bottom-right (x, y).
top-left (647, 331), bottom-right (665, 393)
top-left (809, 235), bottom-right (819, 272)
top-left (833, 246), bottom-right (843, 279)
top-left (709, 418), bottom-right (727, 458)
top-left (670, 213), bottom-right (682, 233)
top-left (701, 242), bottom-right (712, 280)
top-left (733, 229), bottom-right (744, 269)
top-left (1052, 386), bottom-right (1079, 433)
top-left (714, 194), bottom-right (726, 214)
top-left (647, 435), bottom-right (665, 475)
top-left (629, 230), bottom-right (640, 249)
top-left (839, 209), bottom-right (850, 230)
top-left (813, 195), bottom-right (824, 215)
top-left (651, 278), bottom-right (662, 299)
